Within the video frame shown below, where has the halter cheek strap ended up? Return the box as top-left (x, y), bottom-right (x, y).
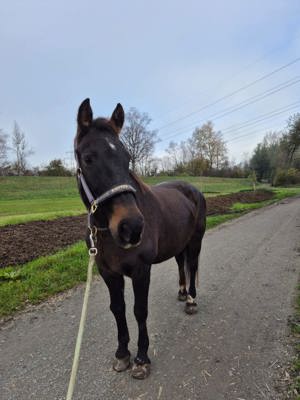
top-left (76, 167), bottom-right (136, 214)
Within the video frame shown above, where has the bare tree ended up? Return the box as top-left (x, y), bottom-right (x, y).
top-left (0, 129), bottom-right (9, 175)
top-left (166, 141), bottom-right (180, 169)
top-left (121, 108), bottom-right (158, 173)
top-left (191, 121), bottom-right (227, 169)
top-left (11, 122), bottom-right (34, 175)
top-left (159, 155), bottom-right (173, 173)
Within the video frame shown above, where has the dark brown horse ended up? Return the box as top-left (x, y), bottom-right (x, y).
top-left (74, 99), bottom-right (206, 379)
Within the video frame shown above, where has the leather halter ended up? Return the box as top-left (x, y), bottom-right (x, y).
top-left (75, 151), bottom-right (136, 216)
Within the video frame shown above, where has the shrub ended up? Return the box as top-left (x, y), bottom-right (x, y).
top-left (273, 168), bottom-right (300, 186)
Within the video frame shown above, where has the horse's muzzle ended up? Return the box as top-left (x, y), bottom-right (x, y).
top-left (118, 216), bottom-right (144, 249)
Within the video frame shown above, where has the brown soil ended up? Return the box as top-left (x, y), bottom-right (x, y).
top-left (0, 190), bottom-right (273, 268)
top-left (0, 216), bottom-right (87, 268)
top-left (206, 189), bottom-right (274, 215)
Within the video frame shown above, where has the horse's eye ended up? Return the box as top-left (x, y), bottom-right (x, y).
top-left (83, 155), bottom-right (93, 165)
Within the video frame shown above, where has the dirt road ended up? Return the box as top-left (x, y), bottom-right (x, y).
top-left (1, 197), bottom-right (299, 400)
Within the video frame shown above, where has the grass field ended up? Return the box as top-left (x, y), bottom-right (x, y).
top-left (0, 175), bottom-right (258, 226)
top-left (0, 176), bottom-right (84, 226)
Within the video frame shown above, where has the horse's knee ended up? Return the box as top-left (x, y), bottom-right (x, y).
top-left (110, 302), bottom-right (125, 316)
top-left (134, 305), bottom-right (148, 322)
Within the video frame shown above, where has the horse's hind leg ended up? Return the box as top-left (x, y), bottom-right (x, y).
top-left (185, 228), bottom-right (205, 315)
top-left (175, 252), bottom-right (187, 301)
top-left (185, 248), bottom-right (199, 314)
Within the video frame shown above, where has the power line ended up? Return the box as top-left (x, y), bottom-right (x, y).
top-left (153, 34), bottom-right (300, 123)
top-left (160, 79), bottom-right (300, 143)
top-left (154, 56), bottom-right (300, 131)
top-left (224, 104), bottom-right (300, 143)
top-left (225, 129), bottom-right (264, 144)
top-left (155, 35), bottom-right (300, 120)
top-left (158, 102), bottom-right (300, 153)
top-left (222, 101), bottom-right (300, 134)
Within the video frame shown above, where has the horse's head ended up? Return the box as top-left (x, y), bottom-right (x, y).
top-left (75, 99), bottom-right (144, 249)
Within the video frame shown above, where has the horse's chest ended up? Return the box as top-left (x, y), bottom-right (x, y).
top-left (96, 245), bottom-right (136, 276)
top-left (97, 250), bottom-right (124, 274)
top-left (96, 237), bottom-right (155, 275)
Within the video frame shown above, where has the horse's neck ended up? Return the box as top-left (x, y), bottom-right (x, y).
top-left (129, 171), bottom-right (149, 195)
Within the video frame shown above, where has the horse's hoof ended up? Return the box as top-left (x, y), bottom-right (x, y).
top-left (113, 354), bottom-right (131, 372)
top-left (185, 302), bottom-right (198, 315)
top-left (131, 363), bottom-right (151, 379)
top-left (177, 290), bottom-right (187, 302)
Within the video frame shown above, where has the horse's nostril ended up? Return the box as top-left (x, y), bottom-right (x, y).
top-left (119, 222), bottom-right (131, 243)
top-left (118, 217), bottom-right (144, 245)
top-left (130, 226), bottom-right (143, 244)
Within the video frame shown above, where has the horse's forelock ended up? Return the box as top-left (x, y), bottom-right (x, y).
top-left (93, 118), bottom-right (119, 135)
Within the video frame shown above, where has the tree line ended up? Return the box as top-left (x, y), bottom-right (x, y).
top-left (249, 114), bottom-right (300, 186)
top-left (0, 109), bottom-right (299, 186)
top-left (148, 112), bottom-right (300, 186)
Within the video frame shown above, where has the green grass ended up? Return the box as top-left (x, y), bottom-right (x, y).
top-left (0, 210), bottom-right (83, 226)
top-left (271, 186), bottom-right (300, 200)
top-left (231, 201), bottom-right (272, 212)
top-left (206, 213), bottom-right (240, 229)
top-left (0, 176), bottom-right (79, 200)
top-left (0, 176), bottom-right (84, 226)
top-left (0, 175), bottom-right (259, 226)
top-left (145, 175), bottom-right (258, 195)
top-left (0, 242), bottom-right (89, 316)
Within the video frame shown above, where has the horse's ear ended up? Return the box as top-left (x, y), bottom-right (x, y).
top-left (110, 103), bottom-right (124, 134)
top-left (77, 98), bottom-right (93, 131)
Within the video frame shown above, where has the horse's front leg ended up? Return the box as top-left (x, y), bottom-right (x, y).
top-left (100, 269), bottom-right (131, 372)
top-left (131, 265), bottom-right (151, 379)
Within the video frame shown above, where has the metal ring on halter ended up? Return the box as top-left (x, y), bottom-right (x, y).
top-left (89, 247), bottom-right (98, 256)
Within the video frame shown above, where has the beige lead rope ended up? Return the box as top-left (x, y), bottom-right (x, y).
top-left (66, 253), bottom-right (95, 400)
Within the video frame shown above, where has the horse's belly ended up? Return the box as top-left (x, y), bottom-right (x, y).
top-left (154, 208), bottom-right (195, 263)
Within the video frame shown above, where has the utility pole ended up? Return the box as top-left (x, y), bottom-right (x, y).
top-left (65, 151), bottom-right (76, 173)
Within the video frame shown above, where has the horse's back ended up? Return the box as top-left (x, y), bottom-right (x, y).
top-left (152, 180), bottom-right (206, 212)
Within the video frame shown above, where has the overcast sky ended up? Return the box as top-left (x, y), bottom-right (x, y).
top-left (1, 0), bottom-right (300, 167)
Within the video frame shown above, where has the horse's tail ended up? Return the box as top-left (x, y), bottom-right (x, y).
top-left (192, 189), bottom-right (207, 237)
top-left (184, 189), bottom-right (207, 289)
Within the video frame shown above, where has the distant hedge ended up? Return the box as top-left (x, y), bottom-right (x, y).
top-left (273, 168), bottom-right (300, 186)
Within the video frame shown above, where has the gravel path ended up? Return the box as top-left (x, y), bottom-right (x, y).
top-left (0, 197), bottom-right (299, 400)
